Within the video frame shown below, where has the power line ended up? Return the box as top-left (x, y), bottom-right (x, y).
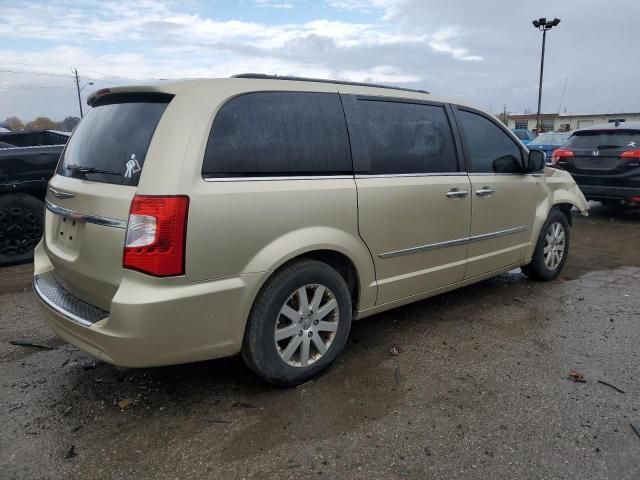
top-left (0, 68), bottom-right (74, 78)
top-left (0, 61), bottom-right (125, 82)
top-left (0, 84), bottom-right (73, 89)
top-left (0, 60), bottom-right (71, 71)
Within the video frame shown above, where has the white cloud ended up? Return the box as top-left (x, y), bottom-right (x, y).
top-left (325, 0), bottom-right (402, 17)
top-left (255, 0), bottom-right (294, 8)
top-left (428, 27), bottom-right (483, 62)
top-left (0, 0), bottom-right (486, 119)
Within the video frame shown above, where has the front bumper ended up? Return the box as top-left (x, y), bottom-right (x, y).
top-left (577, 184), bottom-right (640, 202)
top-left (33, 242), bottom-right (263, 367)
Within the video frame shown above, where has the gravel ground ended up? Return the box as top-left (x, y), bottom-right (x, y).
top-left (1, 204), bottom-right (639, 480)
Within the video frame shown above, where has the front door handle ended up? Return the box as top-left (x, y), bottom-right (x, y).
top-left (475, 187), bottom-right (495, 197)
top-left (446, 188), bottom-right (469, 198)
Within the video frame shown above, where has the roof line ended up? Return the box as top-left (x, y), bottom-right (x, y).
top-left (231, 73), bottom-right (430, 95)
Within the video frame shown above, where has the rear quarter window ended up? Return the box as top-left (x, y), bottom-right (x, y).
top-left (57, 96), bottom-right (170, 186)
top-left (202, 92), bottom-right (352, 177)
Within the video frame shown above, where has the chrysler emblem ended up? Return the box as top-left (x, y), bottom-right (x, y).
top-left (592, 150), bottom-right (600, 157)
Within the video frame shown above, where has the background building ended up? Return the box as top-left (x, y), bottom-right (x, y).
top-left (507, 112), bottom-right (640, 132)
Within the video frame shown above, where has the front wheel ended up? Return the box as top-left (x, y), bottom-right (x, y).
top-left (521, 208), bottom-right (570, 281)
top-left (242, 259), bottom-right (352, 386)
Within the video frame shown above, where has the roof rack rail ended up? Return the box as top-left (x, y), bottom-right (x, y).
top-left (231, 73), bottom-right (430, 95)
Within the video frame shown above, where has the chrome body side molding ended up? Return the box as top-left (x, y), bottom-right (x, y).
top-left (379, 226), bottom-right (529, 259)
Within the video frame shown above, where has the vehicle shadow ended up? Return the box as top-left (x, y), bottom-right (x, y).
top-left (43, 270), bottom-right (546, 466)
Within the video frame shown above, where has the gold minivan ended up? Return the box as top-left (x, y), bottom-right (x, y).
top-left (33, 75), bottom-right (589, 385)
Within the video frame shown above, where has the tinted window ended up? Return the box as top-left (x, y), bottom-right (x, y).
top-left (459, 110), bottom-right (522, 173)
top-left (563, 130), bottom-right (640, 150)
top-left (57, 99), bottom-right (169, 186)
top-left (356, 100), bottom-right (457, 174)
top-left (203, 92), bottom-right (351, 177)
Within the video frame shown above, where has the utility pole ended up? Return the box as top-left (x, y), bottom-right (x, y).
top-left (532, 17), bottom-right (560, 132)
top-left (74, 68), bottom-right (83, 118)
top-left (503, 104), bottom-right (508, 126)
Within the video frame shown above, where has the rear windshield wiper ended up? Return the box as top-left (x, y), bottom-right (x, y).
top-left (66, 164), bottom-right (121, 176)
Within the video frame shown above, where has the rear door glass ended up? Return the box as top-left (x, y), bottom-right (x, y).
top-left (57, 96), bottom-right (170, 186)
top-left (349, 99), bottom-right (458, 174)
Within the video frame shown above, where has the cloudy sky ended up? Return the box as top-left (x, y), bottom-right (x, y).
top-left (1, 0), bottom-right (639, 122)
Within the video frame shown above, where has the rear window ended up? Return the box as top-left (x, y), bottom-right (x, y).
top-left (203, 92), bottom-right (351, 177)
top-left (57, 96), bottom-right (170, 186)
top-left (513, 130), bottom-right (529, 140)
top-left (529, 132), bottom-right (570, 146)
top-left (564, 130), bottom-right (640, 150)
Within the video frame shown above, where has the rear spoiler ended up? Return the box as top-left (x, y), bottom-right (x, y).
top-left (87, 89), bottom-right (173, 107)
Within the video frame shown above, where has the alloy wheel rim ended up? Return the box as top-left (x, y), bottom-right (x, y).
top-left (543, 221), bottom-right (565, 270)
top-left (274, 284), bottom-right (339, 367)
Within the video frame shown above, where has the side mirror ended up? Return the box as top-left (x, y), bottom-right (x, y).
top-left (528, 149), bottom-right (545, 172)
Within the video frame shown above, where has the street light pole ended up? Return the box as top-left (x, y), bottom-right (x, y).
top-left (532, 17), bottom-right (560, 133)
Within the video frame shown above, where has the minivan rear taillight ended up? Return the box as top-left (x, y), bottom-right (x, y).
top-left (551, 148), bottom-right (574, 164)
top-left (123, 195), bottom-right (189, 277)
top-left (620, 149), bottom-right (640, 159)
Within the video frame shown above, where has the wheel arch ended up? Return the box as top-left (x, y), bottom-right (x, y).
top-left (242, 227), bottom-right (377, 313)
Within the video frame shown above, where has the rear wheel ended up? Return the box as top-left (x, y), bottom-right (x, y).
top-left (0, 193), bottom-right (44, 266)
top-left (242, 259), bottom-right (352, 386)
top-left (521, 208), bottom-right (570, 281)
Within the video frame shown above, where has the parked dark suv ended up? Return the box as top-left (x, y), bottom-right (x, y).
top-left (552, 122), bottom-right (640, 207)
top-left (0, 130), bottom-right (69, 265)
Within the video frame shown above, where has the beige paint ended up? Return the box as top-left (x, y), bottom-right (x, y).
top-left (33, 78), bottom-right (589, 368)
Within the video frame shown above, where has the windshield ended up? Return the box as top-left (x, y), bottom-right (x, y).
top-left (529, 132), bottom-right (570, 146)
top-left (57, 98), bottom-right (169, 186)
top-left (563, 130), bottom-right (640, 150)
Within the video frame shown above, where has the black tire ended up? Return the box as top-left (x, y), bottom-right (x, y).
top-left (0, 193), bottom-right (44, 267)
top-left (242, 259), bottom-right (352, 387)
top-left (521, 208), bottom-right (570, 281)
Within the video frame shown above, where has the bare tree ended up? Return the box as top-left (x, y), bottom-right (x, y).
top-left (3, 116), bottom-right (25, 132)
top-left (24, 117), bottom-right (63, 131)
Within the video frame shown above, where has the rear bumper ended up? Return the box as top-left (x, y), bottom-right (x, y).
top-left (577, 184), bottom-right (640, 202)
top-left (33, 242), bottom-right (263, 367)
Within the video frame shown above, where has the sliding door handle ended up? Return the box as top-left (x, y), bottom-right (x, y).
top-left (475, 187), bottom-right (495, 197)
top-left (446, 188), bottom-right (469, 198)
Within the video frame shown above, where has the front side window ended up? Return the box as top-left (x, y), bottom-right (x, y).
top-left (202, 92), bottom-right (351, 177)
top-left (459, 110), bottom-right (523, 173)
top-left (355, 100), bottom-right (458, 174)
